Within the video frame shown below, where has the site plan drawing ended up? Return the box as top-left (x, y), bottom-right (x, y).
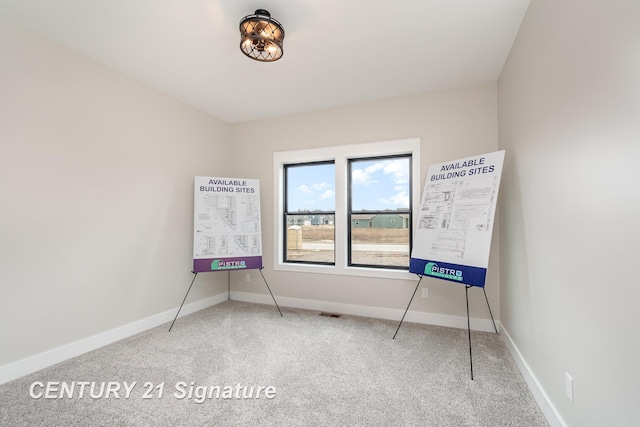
top-left (418, 176), bottom-right (498, 259)
top-left (193, 177), bottom-right (263, 272)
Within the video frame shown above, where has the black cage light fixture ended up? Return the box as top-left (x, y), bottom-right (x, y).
top-left (239, 9), bottom-right (285, 62)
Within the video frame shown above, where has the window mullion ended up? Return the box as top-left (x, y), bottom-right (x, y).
top-left (333, 155), bottom-right (347, 269)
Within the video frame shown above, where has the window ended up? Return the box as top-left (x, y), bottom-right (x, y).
top-left (274, 138), bottom-right (420, 280)
top-left (348, 155), bottom-right (411, 269)
top-left (284, 162), bottom-right (335, 264)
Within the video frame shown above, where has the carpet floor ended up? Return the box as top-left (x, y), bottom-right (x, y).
top-left (0, 300), bottom-right (548, 426)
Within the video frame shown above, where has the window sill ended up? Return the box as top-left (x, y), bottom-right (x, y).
top-left (274, 261), bottom-right (415, 281)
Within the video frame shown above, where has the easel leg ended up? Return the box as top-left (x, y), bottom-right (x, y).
top-left (169, 272), bottom-right (198, 332)
top-left (466, 285), bottom-right (474, 380)
top-left (393, 275), bottom-right (423, 339)
top-left (483, 287), bottom-right (498, 333)
top-left (228, 271), bottom-right (231, 301)
top-left (258, 267), bottom-right (283, 317)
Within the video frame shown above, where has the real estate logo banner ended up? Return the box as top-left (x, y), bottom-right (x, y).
top-left (193, 176), bottom-right (262, 273)
top-left (410, 151), bottom-right (505, 287)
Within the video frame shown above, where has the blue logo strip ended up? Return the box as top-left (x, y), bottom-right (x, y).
top-left (193, 256), bottom-right (263, 273)
top-left (410, 258), bottom-right (487, 288)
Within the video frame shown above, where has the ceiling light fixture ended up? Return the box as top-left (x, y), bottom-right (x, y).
top-left (239, 9), bottom-right (284, 62)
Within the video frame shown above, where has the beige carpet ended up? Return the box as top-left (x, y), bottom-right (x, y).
top-left (0, 300), bottom-right (548, 426)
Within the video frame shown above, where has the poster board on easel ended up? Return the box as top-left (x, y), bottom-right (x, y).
top-left (170, 176), bottom-right (280, 332)
top-left (396, 151), bottom-right (504, 379)
top-left (409, 150), bottom-right (505, 287)
top-left (193, 176), bottom-right (263, 273)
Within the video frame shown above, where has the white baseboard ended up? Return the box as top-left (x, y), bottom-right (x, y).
top-left (500, 325), bottom-right (566, 427)
top-left (0, 292), bottom-right (228, 385)
top-left (230, 291), bottom-right (500, 333)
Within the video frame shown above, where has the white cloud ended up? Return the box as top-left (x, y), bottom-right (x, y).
top-left (351, 169), bottom-right (369, 185)
top-left (352, 161), bottom-right (388, 185)
top-left (319, 189), bottom-right (335, 199)
top-left (297, 184), bottom-right (312, 194)
top-left (379, 190), bottom-right (409, 208)
top-left (353, 159), bottom-right (410, 187)
top-left (384, 159), bottom-right (409, 184)
top-left (312, 182), bottom-right (328, 191)
top-left (365, 162), bottom-right (386, 174)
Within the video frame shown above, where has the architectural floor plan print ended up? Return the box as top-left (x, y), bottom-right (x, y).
top-left (193, 177), bottom-right (262, 259)
top-left (418, 176), bottom-right (497, 259)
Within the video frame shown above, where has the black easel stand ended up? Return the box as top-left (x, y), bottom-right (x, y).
top-left (393, 276), bottom-right (498, 380)
top-left (168, 271), bottom-right (198, 332)
top-left (168, 267), bottom-right (282, 331)
top-left (465, 285), bottom-right (498, 380)
top-left (465, 285), bottom-right (473, 380)
top-left (259, 267), bottom-right (283, 317)
top-left (393, 274), bottom-right (423, 339)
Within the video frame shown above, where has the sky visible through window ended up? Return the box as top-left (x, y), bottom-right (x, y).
top-left (287, 157), bottom-right (410, 212)
top-left (287, 163), bottom-right (335, 212)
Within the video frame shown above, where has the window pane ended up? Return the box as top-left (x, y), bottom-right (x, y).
top-left (285, 215), bottom-right (335, 263)
top-left (286, 163), bottom-right (335, 212)
top-left (349, 155), bottom-right (412, 269)
top-left (350, 214), bottom-right (409, 267)
top-left (351, 157), bottom-right (410, 211)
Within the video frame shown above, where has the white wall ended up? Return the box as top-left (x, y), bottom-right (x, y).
top-left (229, 85), bottom-right (501, 323)
top-left (0, 17), bottom-right (230, 367)
top-left (498, 0), bottom-right (640, 425)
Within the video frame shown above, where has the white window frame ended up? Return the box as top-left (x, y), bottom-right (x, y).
top-left (273, 137), bottom-right (421, 280)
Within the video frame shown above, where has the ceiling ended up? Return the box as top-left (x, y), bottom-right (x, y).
top-left (0, 0), bottom-right (530, 124)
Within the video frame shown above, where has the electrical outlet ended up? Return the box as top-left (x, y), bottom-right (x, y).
top-left (565, 372), bottom-right (573, 403)
top-left (245, 273), bottom-right (251, 282)
top-left (421, 288), bottom-right (428, 298)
